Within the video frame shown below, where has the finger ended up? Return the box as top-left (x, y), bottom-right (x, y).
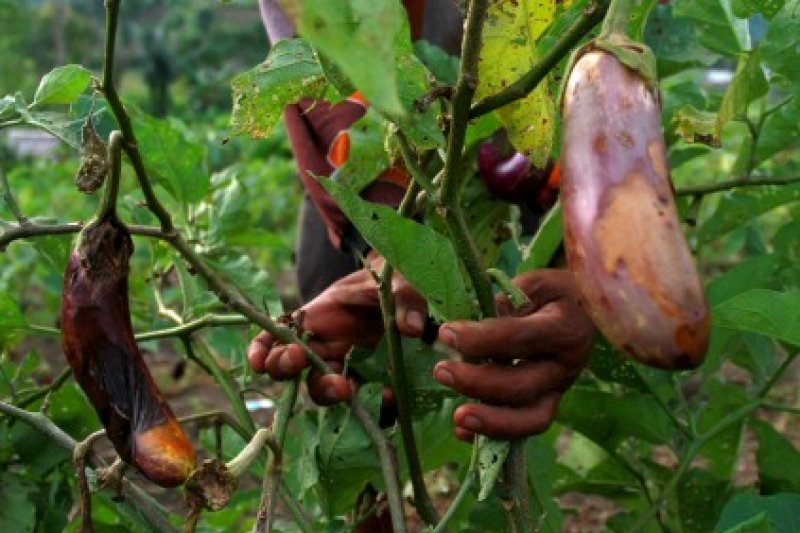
top-left (392, 276), bottom-right (428, 337)
top-left (433, 360), bottom-right (571, 406)
top-left (307, 361), bottom-right (353, 406)
top-left (454, 427), bottom-right (476, 443)
top-left (438, 304), bottom-right (592, 363)
top-left (263, 344), bottom-right (307, 381)
top-left (453, 392), bottom-right (561, 439)
top-left (247, 331), bottom-right (276, 373)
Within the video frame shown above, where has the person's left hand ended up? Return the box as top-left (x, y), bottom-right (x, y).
top-left (433, 269), bottom-right (594, 442)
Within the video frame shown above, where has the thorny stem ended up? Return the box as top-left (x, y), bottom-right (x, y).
top-left (439, 0), bottom-right (494, 319)
top-left (469, 1), bottom-right (609, 119)
top-left (252, 379), bottom-right (299, 533)
top-left (377, 182), bottom-right (439, 526)
top-left (0, 401), bottom-right (176, 532)
top-left (439, 1), bottom-right (534, 530)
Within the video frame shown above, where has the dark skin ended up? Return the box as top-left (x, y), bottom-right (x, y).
top-left (247, 254), bottom-right (595, 442)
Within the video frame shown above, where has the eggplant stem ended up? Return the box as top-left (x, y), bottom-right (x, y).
top-left (95, 130), bottom-right (124, 221)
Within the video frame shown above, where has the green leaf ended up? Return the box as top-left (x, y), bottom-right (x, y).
top-left (707, 253), bottom-right (781, 306)
top-left (517, 202), bottom-right (562, 274)
top-left (320, 179), bottom-right (474, 320)
top-left (0, 292), bottom-right (27, 346)
top-left (556, 387), bottom-right (676, 450)
top-left (295, 0), bottom-right (403, 115)
top-left (673, 0), bottom-right (749, 56)
top-left (477, 437), bottom-right (509, 501)
top-left (716, 50), bottom-right (769, 136)
top-left (760, 1), bottom-right (800, 86)
top-left (0, 94), bottom-right (16, 120)
top-left (751, 419), bottom-right (800, 494)
top-left (732, 0), bottom-right (786, 19)
top-left (204, 253), bottom-right (282, 318)
top-left (715, 492), bottom-right (800, 533)
top-left (0, 472), bottom-right (36, 533)
top-left (753, 98), bottom-right (800, 165)
top-left (721, 512), bottom-right (775, 533)
top-left (32, 65), bottom-right (91, 107)
top-left (335, 108), bottom-right (389, 192)
top-left (389, 49), bottom-right (444, 149)
top-left (645, 4), bottom-right (716, 76)
top-left (133, 114), bottom-right (209, 205)
top-left (316, 383), bottom-right (382, 516)
top-left (713, 289), bottom-right (800, 346)
top-left (475, 0), bottom-right (556, 167)
top-left (526, 434), bottom-right (564, 532)
top-left (697, 183), bottom-right (800, 243)
top-left (678, 468), bottom-right (733, 533)
top-left (696, 380), bottom-right (749, 479)
top-left (585, 339), bottom-right (649, 392)
top-left (413, 40), bottom-right (459, 86)
top-left (230, 39), bottom-right (325, 139)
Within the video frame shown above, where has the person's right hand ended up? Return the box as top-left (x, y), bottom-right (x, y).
top-left (246, 253), bottom-right (428, 405)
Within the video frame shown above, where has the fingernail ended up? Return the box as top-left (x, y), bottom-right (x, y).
top-left (439, 327), bottom-right (457, 349)
top-left (434, 366), bottom-right (455, 387)
top-left (324, 386), bottom-right (339, 402)
top-left (461, 415), bottom-right (481, 432)
top-left (278, 350), bottom-right (294, 374)
top-left (406, 310), bottom-right (424, 333)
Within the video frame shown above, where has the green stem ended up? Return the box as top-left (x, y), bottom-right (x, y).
top-left (185, 337), bottom-right (256, 436)
top-left (0, 222), bottom-right (165, 250)
top-left (396, 132), bottom-right (435, 195)
top-left (252, 379), bottom-right (299, 533)
top-left (378, 182), bottom-right (438, 526)
top-left (0, 168), bottom-right (27, 223)
top-left (95, 130), bottom-right (123, 220)
top-left (600, 0), bottom-right (635, 38)
top-left (487, 268), bottom-right (528, 309)
top-left (431, 471), bottom-right (476, 533)
top-left (102, 0), bottom-right (173, 232)
top-left (470, 0), bottom-right (609, 119)
top-left (503, 440), bottom-right (533, 533)
top-left (675, 175), bottom-right (800, 197)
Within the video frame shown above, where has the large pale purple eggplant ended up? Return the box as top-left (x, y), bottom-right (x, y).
top-left (561, 49), bottom-right (709, 369)
top-left (61, 216), bottom-right (195, 486)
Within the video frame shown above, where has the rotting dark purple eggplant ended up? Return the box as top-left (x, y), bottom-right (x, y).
top-left (61, 181), bottom-right (194, 487)
top-left (560, 49), bottom-right (710, 370)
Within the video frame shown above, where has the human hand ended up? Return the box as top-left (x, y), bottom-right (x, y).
top-left (246, 254), bottom-right (427, 405)
top-left (433, 269), bottom-right (594, 442)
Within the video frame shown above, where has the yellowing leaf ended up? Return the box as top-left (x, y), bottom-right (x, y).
top-left (476, 0), bottom-right (557, 167)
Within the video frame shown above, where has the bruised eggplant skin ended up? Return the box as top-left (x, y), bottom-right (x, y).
top-left (561, 50), bottom-right (710, 369)
top-left (60, 217), bottom-right (195, 486)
